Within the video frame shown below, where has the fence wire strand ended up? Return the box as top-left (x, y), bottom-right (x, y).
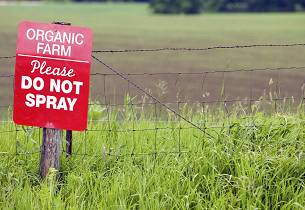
top-left (92, 43), bottom-right (305, 53)
top-left (1, 42), bottom-right (305, 59)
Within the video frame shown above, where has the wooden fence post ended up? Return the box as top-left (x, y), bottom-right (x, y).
top-left (39, 21), bottom-right (71, 178)
top-left (39, 128), bottom-right (62, 178)
top-left (66, 130), bottom-right (72, 157)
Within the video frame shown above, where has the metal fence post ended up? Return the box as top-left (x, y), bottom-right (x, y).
top-left (66, 130), bottom-right (72, 157)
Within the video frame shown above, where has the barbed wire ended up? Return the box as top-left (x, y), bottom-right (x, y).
top-left (0, 74), bottom-right (14, 78)
top-left (1, 65), bottom-right (304, 79)
top-left (90, 65), bottom-right (305, 76)
top-left (0, 112), bottom-right (300, 124)
top-left (0, 95), bottom-right (301, 111)
top-left (87, 96), bottom-right (300, 107)
top-left (92, 43), bottom-right (305, 53)
top-left (1, 42), bottom-right (305, 60)
top-left (0, 55), bottom-right (15, 59)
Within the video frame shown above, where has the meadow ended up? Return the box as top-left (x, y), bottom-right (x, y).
top-left (1, 2), bottom-right (305, 209)
top-left (1, 101), bottom-right (305, 209)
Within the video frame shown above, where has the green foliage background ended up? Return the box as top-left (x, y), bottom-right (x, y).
top-left (150, 0), bottom-right (305, 14)
top-left (33, 0), bottom-right (305, 14)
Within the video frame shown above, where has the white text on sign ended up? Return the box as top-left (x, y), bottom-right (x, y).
top-left (20, 60), bottom-right (84, 111)
top-left (26, 28), bottom-right (84, 57)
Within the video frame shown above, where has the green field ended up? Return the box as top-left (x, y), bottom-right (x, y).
top-left (1, 103), bottom-right (305, 209)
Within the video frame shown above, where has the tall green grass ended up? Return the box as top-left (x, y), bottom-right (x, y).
top-left (0, 101), bottom-right (305, 209)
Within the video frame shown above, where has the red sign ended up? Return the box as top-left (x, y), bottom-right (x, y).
top-left (13, 21), bottom-right (92, 131)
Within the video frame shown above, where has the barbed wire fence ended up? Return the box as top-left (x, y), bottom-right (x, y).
top-left (0, 43), bottom-right (305, 159)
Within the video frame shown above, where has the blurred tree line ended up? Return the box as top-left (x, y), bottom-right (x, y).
top-left (42, 0), bottom-right (305, 14)
top-left (150, 0), bottom-right (305, 14)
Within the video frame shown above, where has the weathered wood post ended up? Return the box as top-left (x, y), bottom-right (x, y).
top-left (39, 128), bottom-right (62, 178)
top-left (39, 21), bottom-right (71, 178)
